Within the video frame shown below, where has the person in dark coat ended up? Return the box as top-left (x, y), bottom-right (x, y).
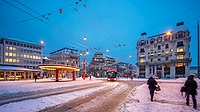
top-left (184, 75), bottom-right (197, 109)
top-left (147, 76), bottom-right (158, 101)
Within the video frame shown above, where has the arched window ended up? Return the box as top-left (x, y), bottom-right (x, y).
top-left (140, 48), bottom-right (145, 53)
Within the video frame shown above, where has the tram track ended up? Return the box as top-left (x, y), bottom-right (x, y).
top-left (0, 82), bottom-right (104, 106)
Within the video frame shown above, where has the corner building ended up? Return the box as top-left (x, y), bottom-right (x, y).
top-left (136, 22), bottom-right (191, 79)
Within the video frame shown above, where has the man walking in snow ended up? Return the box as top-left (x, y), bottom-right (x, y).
top-left (184, 75), bottom-right (198, 109)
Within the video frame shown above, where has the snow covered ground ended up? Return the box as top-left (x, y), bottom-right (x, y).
top-left (0, 77), bottom-right (200, 112)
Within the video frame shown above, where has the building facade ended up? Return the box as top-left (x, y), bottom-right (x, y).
top-left (136, 22), bottom-right (191, 78)
top-left (43, 47), bottom-right (80, 78)
top-left (0, 37), bottom-right (43, 80)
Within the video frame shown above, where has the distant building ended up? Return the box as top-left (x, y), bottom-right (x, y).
top-left (42, 47), bottom-right (80, 78)
top-left (0, 37), bottom-right (43, 80)
top-left (136, 22), bottom-right (191, 78)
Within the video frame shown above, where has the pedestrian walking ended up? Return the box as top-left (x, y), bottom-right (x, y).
top-left (184, 75), bottom-right (198, 109)
top-left (34, 74), bottom-right (38, 82)
top-left (147, 76), bottom-right (158, 101)
top-left (89, 74), bottom-right (92, 81)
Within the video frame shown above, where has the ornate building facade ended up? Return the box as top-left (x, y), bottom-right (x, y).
top-left (136, 22), bottom-right (191, 78)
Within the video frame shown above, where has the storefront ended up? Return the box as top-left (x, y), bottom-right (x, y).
top-left (0, 65), bottom-right (41, 81)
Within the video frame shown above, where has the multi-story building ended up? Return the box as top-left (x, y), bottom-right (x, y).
top-left (0, 37), bottom-right (43, 80)
top-left (89, 52), bottom-right (117, 77)
top-left (42, 47), bottom-right (80, 78)
top-left (136, 22), bottom-right (191, 78)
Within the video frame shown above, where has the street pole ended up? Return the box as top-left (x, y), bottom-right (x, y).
top-left (197, 20), bottom-right (200, 79)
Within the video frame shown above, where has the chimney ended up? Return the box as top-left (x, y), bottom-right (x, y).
top-left (177, 22), bottom-right (184, 26)
top-left (141, 32), bottom-right (147, 36)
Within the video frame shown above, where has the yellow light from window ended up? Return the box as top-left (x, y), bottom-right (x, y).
top-left (30, 56), bottom-right (33, 59)
top-left (27, 55), bottom-right (29, 58)
top-left (5, 52), bottom-right (8, 56)
top-left (165, 51), bottom-right (169, 54)
top-left (13, 47), bottom-right (16, 51)
top-left (9, 59), bottom-right (12, 62)
top-left (158, 51), bottom-right (161, 54)
top-left (9, 47), bottom-right (13, 50)
top-left (177, 48), bottom-right (184, 52)
top-left (13, 53), bottom-right (16, 57)
top-left (5, 58), bottom-right (8, 62)
top-left (13, 59), bottom-right (16, 63)
top-left (24, 55), bottom-right (27, 58)
top-left (177, 55), bottom-right (184, 59)
top-left (33, 56), bottom-right (36, 59)
top-left (140, 58), bottom-right (145, 62)
top-left (9, 53), bottom-right (12, 56)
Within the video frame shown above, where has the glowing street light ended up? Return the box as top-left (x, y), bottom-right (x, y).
top-left (166, 31), bottom-right (171, 35)
top-left (40, 40), bottom-right (45, 44)
top-left (84, 36), bottom-right (87, 40)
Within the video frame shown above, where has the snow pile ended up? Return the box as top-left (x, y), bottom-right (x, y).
top-left (116, 78), bottom-right (200, 112)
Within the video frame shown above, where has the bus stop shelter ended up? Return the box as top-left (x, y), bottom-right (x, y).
top-left (38, 64), bottom-right (80, 82)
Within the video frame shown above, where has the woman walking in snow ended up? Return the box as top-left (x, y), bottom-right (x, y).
top-left (147, 76), bottom-right (158, 101)
top-left (184, 75), bottom-right (198, 109)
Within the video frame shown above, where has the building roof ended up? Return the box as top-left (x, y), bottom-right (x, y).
top-left (173, 24), bottom-right (189, 34)
top-left (0, 65), bottom-right (41, 71)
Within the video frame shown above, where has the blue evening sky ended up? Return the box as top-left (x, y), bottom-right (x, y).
top-left (0, 0), bottom-right (200, 66)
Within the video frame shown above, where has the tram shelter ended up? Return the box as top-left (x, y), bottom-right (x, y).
top-left (38, 64), bottom-right (80, 82)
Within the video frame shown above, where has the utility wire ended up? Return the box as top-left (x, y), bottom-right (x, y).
top-left (65, 0), bottom-right (117, 48)
top-left (79, 0), bottom-right (120, 46)
top-left (3, 0), bottom-right (93, 51)
top-left (2, 0), bottom-right (61, 32)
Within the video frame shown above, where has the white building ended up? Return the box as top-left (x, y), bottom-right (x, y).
top-left (0, 37), bottom-right (43, 80)
top-left (136, 22), bottom-right (191, 79)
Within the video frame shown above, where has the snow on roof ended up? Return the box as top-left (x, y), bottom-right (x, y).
top-left (173, 24), bottom-right (189, 34)
top-left (138, 34), bottom-right (148, 41)
top-left (0, 65), bottom-right (40, 71)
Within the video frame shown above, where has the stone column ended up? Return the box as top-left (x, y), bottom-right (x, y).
top-left (145, 64), bottom-right (150, 78)
top-left (170, 63), bottom-right (175, 78)
top-left (154, 65), bottom-right (157, 76)
top-left (137, 65), bottom-right (139, 77)
top-left (161, 65), bottom-right (164, 78)
top-left (185, 62), bottom-right (190, 77)
top-left (4, 71), bottom-right (6, 80)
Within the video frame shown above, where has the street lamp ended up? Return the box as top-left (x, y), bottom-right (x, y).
top-left (80, 49), bottom-right (89, 80)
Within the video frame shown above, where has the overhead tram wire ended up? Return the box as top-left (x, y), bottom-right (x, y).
top-left (4, 0), bottom-right (93, 50)
top-left (14, 0), bottom-right (97, 50)
top-left (79, 0), bottom-right (120, 46)
top-left (65, 0), bottom-right (117, 48)
top-left (2, 0), bottom-right (61, 32)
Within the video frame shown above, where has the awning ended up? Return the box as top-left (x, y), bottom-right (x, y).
top-left (38, 64), bottom-right (80, 72)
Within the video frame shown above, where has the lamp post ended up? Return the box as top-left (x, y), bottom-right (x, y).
top-left (80, 50), bottom-right (89, 80)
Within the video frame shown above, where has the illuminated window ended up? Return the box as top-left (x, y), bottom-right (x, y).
top-left (9, 53), bottom-right (12, 56)
top-left (13, 47), bottom-right (16, 51)
top-left (9, 59), bottom-right (12, 62)
top-left (13, 59), bottom-right (16, 63)
top-left (140, 54), bottom-right (145, 57)
top-left (39, 57), bottom-right (41, 59)
top-left (165, 51), bottom-right (169, 54)
top-left (177, 48), bottom-right (184, 52)
top-left (6, 47), bottom-right (9, 50)
top-left (30, 56), bottom-right (33, 59)
top-left (24, 55), bottom-right (27, 58)
top-left (5, 52), bottom-right (8, 56)
top-left (170, 49), bottom-right (173, 52)
top-left (176, 63), bottom-right (185, 67)
top-left (36, 56), bottom-right (38, 59)
top-left (158, 51), bottom-right (161, 55)
top-left (9, 47), bottom-right (13, 50)
top-left (5, 58), bottom-right (8, 62)
top-left (150, 46), bottom-right (154, 51)
top-left (177, 55), bottom-right (184, 59)
top-left (66, 60), bottom-right (69, 62)
top-left (17, 59), bottom-right (20, 63)
top-left (20, 54), bottom-right (23, 57)
top-left (33, 56), bottom-right (36, 59)
top-left (13, 53), bottom-right (16, 57)
top-left (151, 52), bottom-right (154, 56)
top-left (140, 58), bottom-right (145, 62)
top-left (27, 55), bottom-right (29, 58)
